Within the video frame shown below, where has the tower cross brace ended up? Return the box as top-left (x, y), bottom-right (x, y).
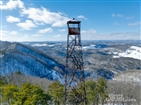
top-left (64, 19), bottom-right (86, 105)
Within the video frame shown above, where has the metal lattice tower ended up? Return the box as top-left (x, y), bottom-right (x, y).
top-left (64, 19), bottom-right (86, 105)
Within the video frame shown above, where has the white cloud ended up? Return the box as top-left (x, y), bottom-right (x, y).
top-left (106, 32), bottom-right (140, 40)
top-left (82, 29), bottom-right (97, 36)
top-left (58, 29), bottom-right (66, 32)
top-left (125, 16), bottom-right (134, 20)
top-left (0, 1), bottom-right (3, 5)
top-left (112, 14), bottom-right (123, 18)
top-left (82, 31), bottom-right (140, 40)
top-left (32, 34), bottom-right (42, 37)
top-left (11, 31), bottom-right (18, 35)
top-left (38, 28), bottom-right (53, 34)
top-left (112, 14), bottom-right (116, 17)
top-left (6, 16), bottom-right (20, 23)
top-left (77, 15), bottom-right (87, 20)
top-left (17, 20), bottom-right (37, 30)
top-left (0, 30), bottom-right (18, 38)
top-left (53, 34), bottom-right (60, 37)
top-left (0, 0), bottom-right (24, 10)
top-left (35, 22), bottom-right (45, 25)
top-left (128, 22), bottom-right (140, 26)
top-left (0, 30), bottom-right (8, 37)
top-left (20, 7), bottom-right (70, 27)
top-left (24, 34), bottom-right (29, 38)
top-left (112, 14), bottom-right (134, 20)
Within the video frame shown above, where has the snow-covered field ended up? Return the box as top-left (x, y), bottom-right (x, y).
top-left (113, 46), bottom-right (141, 60)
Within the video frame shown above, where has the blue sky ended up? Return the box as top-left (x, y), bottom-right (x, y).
top-left (0, 0), bottom-right (140, 41)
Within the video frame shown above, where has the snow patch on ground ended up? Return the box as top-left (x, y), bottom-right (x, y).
top-left (113, 46), bottom-right (141, 60)
top-left (48, 45), bottom-right (54, 47)
top-left (32, 44), bottom-right (48, 47)
top-left (51, 70), bottom-right (63, 81)
top-left (82, 45), bottom-right (96, 50)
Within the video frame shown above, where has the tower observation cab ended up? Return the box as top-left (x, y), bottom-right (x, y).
top-left (64, 18), bottom-right (86, 105)
top-left (67, 19), bottom-right (80, 35)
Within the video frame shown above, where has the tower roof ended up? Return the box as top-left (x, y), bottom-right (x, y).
top-left (67, 18), bottom-right (81, 24)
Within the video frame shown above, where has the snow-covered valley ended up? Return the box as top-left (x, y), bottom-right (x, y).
top-left (0, 40), bottom-right (141, 81)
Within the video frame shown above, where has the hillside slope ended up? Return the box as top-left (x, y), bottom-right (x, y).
top-left (0, 42), bottom-right (65, 81)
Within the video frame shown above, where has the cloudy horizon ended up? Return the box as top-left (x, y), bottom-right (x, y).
top-left (0, 0), bottom-right (140, 42)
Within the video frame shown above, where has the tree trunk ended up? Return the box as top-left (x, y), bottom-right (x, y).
top-left (92, 101), bottom-right (95, 105)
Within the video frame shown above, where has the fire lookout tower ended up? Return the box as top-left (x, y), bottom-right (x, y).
top-left (64, 18), bottom-right (86, 105)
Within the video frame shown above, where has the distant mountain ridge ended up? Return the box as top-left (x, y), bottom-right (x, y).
top-left (0, 41), bottom-right (65, 81)
top-left (0, 41), bottom-right (141, 81)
